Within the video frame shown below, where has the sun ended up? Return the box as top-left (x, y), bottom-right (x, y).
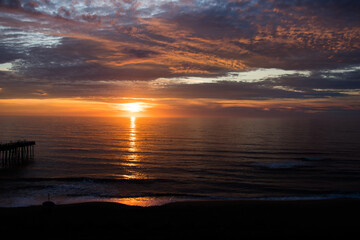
top-left (122, 103), bottom-right (143, 113)
top-left (116, 102), bottom-right (153, 116)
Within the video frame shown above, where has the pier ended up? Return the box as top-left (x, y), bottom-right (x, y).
top-left (0, 141), bottom-right (35, 168)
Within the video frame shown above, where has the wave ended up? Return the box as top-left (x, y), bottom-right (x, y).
top-left (3, 192), bottom-right (360, 208)
top-left (252, 161), bottom-right (308, 169)
top-left (160, 147), bottom-right (324, 154)
top-left (65, 192), bottom-right (209, 199)
top-left (159, 148), bottom-right (326, 156)
top-left (252, 193), bottom-right (360, 201)
top-left (251, 156), bottom-right (328, 169)
top-left (302, 157), bottom-right (325, 161)
top-left (0, 177), bottom-right (175, 184)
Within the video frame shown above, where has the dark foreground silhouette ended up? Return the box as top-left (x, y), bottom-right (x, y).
top-left (0, 199), bottom-right (359, 239)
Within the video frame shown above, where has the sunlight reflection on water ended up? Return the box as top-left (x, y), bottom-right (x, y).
top-left (120, 117), bottom-right (146, 179)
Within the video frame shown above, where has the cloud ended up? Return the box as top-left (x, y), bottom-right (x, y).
top-left (0, 0), bottom-right (22, 8)
top-left (1, 0), bottom-right (358, 77)
top-left (0, 0), bottom-right (360, 116)
top-left (32, 89), bottom-right (47, 96)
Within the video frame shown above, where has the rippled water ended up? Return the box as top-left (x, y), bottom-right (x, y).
top-left (1, 116), bottom-right (360, 207)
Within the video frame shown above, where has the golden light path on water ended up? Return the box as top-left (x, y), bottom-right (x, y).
top-left (120, 116), bottom-right (147, 180)
top-left (113, 116), bottom-right (193, 207)
top-left (108, 117), bottom-right (183, 206)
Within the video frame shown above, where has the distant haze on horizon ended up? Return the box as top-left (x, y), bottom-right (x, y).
top-left (0, 0), bottom-right (360, 117)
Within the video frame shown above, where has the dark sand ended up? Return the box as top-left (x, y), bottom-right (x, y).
top-left (0, 199), bottom-right (359, 239)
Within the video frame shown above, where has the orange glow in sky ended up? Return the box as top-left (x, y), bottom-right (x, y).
top-left (0, 97), bottom-right (359, 118)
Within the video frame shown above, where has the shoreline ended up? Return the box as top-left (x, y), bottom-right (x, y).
top-left (1, 198), bottom-right (359, 239)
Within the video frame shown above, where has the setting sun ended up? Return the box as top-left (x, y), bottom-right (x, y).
top-left (114, 101), bottom-right (154, 116)
top-left (122, 103), bottom-right (144, 113)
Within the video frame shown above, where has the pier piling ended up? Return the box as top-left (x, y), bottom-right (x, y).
top-left (0, 141), bottom-right (35, 168)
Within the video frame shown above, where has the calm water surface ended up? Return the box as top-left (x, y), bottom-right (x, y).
top-left (0, 116), bottom-right (360, 207)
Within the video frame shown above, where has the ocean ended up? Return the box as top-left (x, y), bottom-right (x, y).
top-left (1, 116), bottom-right (360, 207)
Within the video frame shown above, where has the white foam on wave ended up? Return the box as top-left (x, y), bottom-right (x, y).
top-left (0, 196), bottom-right (44, 208)
top-left (254, 193), bottom-right (360, 201)
top-left (304, 157), bottom-right (324, 161)
top-left (253, 161), bottom-right (307, 169)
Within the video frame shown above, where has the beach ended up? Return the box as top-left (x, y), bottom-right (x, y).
top-left (0, 199), bottom-right (359, 239)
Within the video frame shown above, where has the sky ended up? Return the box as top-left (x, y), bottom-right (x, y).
top-left (0, 0), bottom-right (360, 117)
